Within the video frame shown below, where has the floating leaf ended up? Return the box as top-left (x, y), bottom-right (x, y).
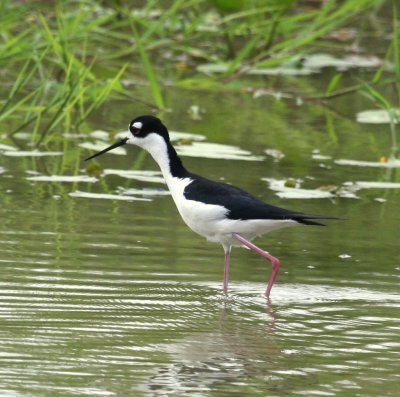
top-left (63, 133), bottom-right (87, 139)
top-left (343, 181), bottom-right (400, 190)
top-left (263, 178), bottom-right (335, 199)
top-left (103, 169), bottom-right (165, 183)
top-left (312, 149), bottom-right (331, 160)
top-left (312, 153), bottom-right (332, 160)
top-left (335, 158), bottom-right (400, 168)
top-left (262, 178), bottom-right (358, 199)
top-left (27, 175), bottom-right (98, 183)
top-left (0, 143), bottom-right (18, 151)
top-left (117, 187), bottom-right (170, 196)
top-left (356, 109), bottom-right (400, 124)
top-left (176, 142), bottom-right (264, 161)
top-left (12, 132), bottom-right (31, 140)
top-left (69, 190), bottom-right (151, 201)
top-left (169, 131), bottom-right (207, 142)
top-left (3, 150), bottom-right (63, 157)
top-left (89, 130), bottom-right (110, 140)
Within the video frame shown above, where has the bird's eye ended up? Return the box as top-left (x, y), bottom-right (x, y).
top-left (130, 125), bottom-right (140, 135)
top-left (129, 121), bottom-right (143, 136)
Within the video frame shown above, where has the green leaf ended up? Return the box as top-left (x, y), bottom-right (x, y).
top-left (208, 0), bottom-right (245, 13)
top-left (130, 19), bottom-right (165, 109)
top-left (326, 73), bottom-right (342, 95)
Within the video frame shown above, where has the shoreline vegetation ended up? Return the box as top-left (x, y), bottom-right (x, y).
top-left (0, 0), bottom-right (398, 147)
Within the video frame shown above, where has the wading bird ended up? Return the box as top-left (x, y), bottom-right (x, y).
top-left (85, 115), bottom-right (338, 297)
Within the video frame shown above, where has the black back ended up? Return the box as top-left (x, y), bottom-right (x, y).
top-left (184, 173), bottom-right (333, 225)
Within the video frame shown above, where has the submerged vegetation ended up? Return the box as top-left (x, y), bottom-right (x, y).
top-left (0, 0), bottom-right (398, 148)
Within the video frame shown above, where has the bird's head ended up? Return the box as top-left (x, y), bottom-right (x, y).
top-left (85, 115), bottom-right (170, 161)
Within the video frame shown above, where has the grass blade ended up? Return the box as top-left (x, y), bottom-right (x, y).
top-left (130, 18), bottom-right (165, 109)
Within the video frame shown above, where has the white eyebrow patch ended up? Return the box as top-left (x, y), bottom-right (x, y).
top-left (133, 121), bottom-right (143, 129)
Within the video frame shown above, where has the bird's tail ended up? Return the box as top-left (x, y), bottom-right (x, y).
top-left (293, 214), bottom-right (341, 226)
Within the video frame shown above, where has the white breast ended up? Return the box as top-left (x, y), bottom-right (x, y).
top-left (165, 176), bottom-right (229, 240)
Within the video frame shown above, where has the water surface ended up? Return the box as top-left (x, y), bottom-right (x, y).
top-left (1, 79), bottom-right (400, 396)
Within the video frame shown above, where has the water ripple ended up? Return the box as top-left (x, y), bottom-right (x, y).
top-left (1, 186), bottom-right (399, 397)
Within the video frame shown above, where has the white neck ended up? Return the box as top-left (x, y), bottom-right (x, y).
top-left (130, 133), bottom-right (183, 185)
top-left (147, 137), bottom-right (172, 179)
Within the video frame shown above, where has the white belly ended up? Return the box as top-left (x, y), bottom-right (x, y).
top-left (166, 176), bottom-right (298, 246)
top-left (184, 207), bottom-right (297, 244)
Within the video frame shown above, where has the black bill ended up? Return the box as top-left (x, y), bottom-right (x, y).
top-left (84, 137), bottom-right (129, 161)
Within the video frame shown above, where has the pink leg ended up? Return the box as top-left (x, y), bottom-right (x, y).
top-left (223, 245), bottom-right (231, 294)
top-left (232, 233), bottom-right (280, 297)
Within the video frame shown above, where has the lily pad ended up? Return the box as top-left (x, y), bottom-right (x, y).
top-left (12, 132), bottom-right (31, 140)
top-left (169, 131), bottom-right (206, 142)
top-left (3, 150), bottom-right (63, 157)
top-left (343, 181), bottom-right (400, 191)
top-left (0, 143), bottom-right (18, 151)
top-left (89, 130), bottom-right (110, 140)
top-left (27, 175), bottom-right (98, 183)
top-left (63, 133), bottom-right (87, 139)
top-left (117, 187), bottom-right (170, 196)
top-left (176, 142), bottom-right (264, 161)
top-left (69, 190), bottom-right (151, 201)
top-left (262, 178), bottom-right (358, 199)
top-left (264, 178), bottom-right (336, 199)
top-left (356, 109), bottom-right (400, 124)
top-left (103, 169), bottom-right (165, 183)
top-left (335, 158), bottom-right (400, 168)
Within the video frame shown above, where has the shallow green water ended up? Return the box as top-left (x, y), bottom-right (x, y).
top-left (1, 81), bottom-right (400, 397)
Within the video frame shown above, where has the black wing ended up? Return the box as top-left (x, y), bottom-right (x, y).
top-left (184, 174), bottom-right (338, 225)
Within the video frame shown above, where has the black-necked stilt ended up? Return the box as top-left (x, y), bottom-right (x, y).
top-left (85, 115), bottom-right (338, 297)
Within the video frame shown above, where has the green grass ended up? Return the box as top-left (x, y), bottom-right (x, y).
top-left (0, 0), bottom-right (397, 146)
